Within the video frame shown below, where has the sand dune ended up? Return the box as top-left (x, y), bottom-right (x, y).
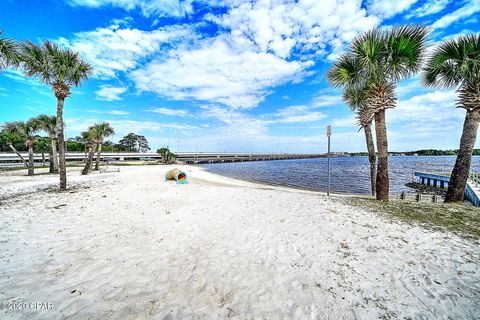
top-left (0, 165), bottom-right (478, 319)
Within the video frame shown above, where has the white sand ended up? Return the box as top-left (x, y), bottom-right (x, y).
top-left (0, 165), bottom-right (478, 319)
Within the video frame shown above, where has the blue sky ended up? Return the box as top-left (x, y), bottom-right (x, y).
top-left (1, 0), bottom-right (479, 152)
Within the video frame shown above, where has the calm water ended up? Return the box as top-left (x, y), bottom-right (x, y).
top-left (201, 156), bottom-right (480, 194)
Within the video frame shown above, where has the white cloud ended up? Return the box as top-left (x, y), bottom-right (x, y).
top-left (2, 69), bottom-right (42, 87)
top-left (201, 105), bottom-right (269, 137)
top-left (67, 0), bottom-right (204, 17)
top-left (432, 0), bottom-right (480, 29)
top-left (60, 0), bottom-right (382, 110)
top-left (407, 0), bottom-right (451, 18)
top-left (146, 107), bottom-right (190, 117)
top-left (368, 0), bottom-right (419, 18)
top-left (211, 0), bottom-right (379, 59)
top-left (131, 37), bottom-right (309, 109)
top-left (108, 110), bottom-right (130, 115)
top-left (332, 115), bottom-right (356, 128)
top-left (389, 90), bottom-right (463, 125)
top-left (311, 94), bottom-right (343, 107)
top-left (273, 105), bottom-right (326, 123)
top-left (58, 24), bottom-right (193, 79)
top-left (95, 85), bottom-right (128, 101)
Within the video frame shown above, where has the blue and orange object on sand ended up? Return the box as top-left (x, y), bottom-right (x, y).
top-left (165, 168), bottom-right (188, 184)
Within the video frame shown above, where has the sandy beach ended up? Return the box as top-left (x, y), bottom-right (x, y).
top-left (0, 165), bottom-right (479, 319)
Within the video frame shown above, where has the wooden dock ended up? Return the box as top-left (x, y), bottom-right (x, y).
top-left (414, 172), bottom-right (480, 207)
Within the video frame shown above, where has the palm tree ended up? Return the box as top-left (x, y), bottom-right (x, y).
top-left (35, 114), bottom-right (58, 173)
top-left (20, 40), bottom-right (93, 190)
top-left (81, 128), bottom-right (97, 176)
top-left (343, 86), bottom-right (376, 196)
top-left (0, 30), bottom-right (18, 70)
top-left (2, 120), bottom-right (40, 176)
top-left (423, 34), bottom-right (480, 203)
top-left (91, 122), bottom-right (115, 171)
top-left (0, 130), bottom-right (28, 167)
top-left (328, 26), bottom-right (429, 201)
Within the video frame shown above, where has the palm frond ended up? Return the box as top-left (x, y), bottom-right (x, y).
top-left (342, 86), bottom-right (368, 111)
top-left (0, 30), bottom-right (19, 69)
top-left (386, 25), bottom-right (430, 81)
top-left (19, 40), bottom-right (93, 91)
top-left (423, 33), bottom-right (480, 88)
top-left (327, 53), bottom-right (363, 88)
top-left (34, 114), bottom-right (57, 137)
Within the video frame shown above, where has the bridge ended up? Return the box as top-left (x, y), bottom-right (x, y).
top-left (0, 152), bottom-right (345, 166)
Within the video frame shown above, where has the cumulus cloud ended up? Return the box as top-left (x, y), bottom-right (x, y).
top-left (61, 0), bottom-right (382, 109)
top-left (129, 0), bottom-right (382, 108)
top-left (210, 0), bottom-right (379, 59)
top-left (58, 24), bottom-right (193, 78)
top-left (367, 0), bottom-right (419, 18)
top-left (95, 85), bottom-right (128, 101)
top-left (390, 90), bottom-right (461, 124)
top-left (131, 37), bottom-right (309, 109)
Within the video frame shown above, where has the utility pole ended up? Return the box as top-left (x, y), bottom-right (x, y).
top-left (327, 125), bottom-right (332, 196)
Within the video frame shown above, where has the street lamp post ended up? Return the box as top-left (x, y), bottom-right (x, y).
top-left (327, 125), bottom-right (332, 196)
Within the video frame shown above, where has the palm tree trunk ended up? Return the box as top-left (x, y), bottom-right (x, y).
top-left (27, 144), bottom-right (34, 176)
top-left (56, 98), bottom-right (67, 190)
top-left (364, 125), bottom-right (376, 196)
top-left (41, 152), bottom-right (45, 166)
top-left (8, 143), bottom-right (28, 167)
top-left (94, 143), bottom-right (102, 171)
top-left (82, 144), bottom-right (96, 175)
top-left (445, 109), bottom-right (480, 202)
top-left (51, 138), bottom-right (58, 173)
top-left (374, 109), bottom-right (389, 201)
top-left (49, 151), bottom-right (54, 173)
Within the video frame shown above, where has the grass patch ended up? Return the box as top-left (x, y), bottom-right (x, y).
top-left (344, 197), bottom-right (480, 242)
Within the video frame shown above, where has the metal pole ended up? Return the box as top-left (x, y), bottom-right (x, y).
top-left (327, 125), bottom-right (331, 196)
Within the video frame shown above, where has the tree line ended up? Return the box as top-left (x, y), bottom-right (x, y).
top-left (328, 26), bottom-right (479, 204)
top-left (0, 112), bottom-right (151, 176)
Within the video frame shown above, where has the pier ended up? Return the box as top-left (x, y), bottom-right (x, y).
top-left (414, 172), bottom-right (480, 207)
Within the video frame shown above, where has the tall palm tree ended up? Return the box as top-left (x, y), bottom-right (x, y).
top-left (2, 119), bottom-right (40, 176)
top-left (328, 26), bottom-right (429, 201)
top-left (343, 86), bottom-right (376, 196)
top-left (81, 128), bottom-right (97, 176)
top-left (20, 40), bottom-right (93, 190)
top-left (423, 34), bottom-right (480, 203)
top-left (35, 114), bottom-right (58, 173)
top-left (0, 30), bottom-right (18, 70)
top-left (91, 122), bottom-right (115, 171)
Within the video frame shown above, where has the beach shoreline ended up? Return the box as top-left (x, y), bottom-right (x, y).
top-left (0, 165), bottom-right (479, 319)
